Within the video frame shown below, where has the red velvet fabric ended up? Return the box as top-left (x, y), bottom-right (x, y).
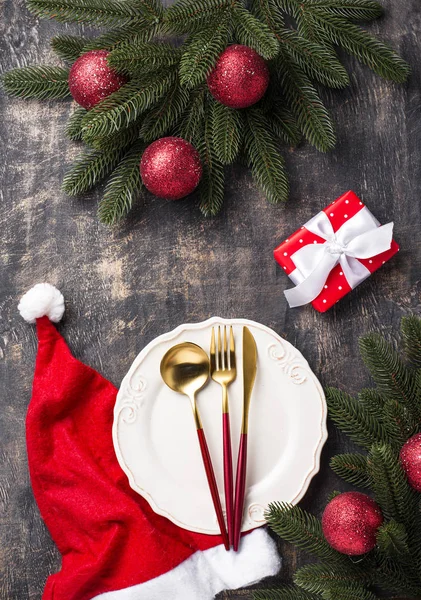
top-left (27, 317), bottom-right (222, 600)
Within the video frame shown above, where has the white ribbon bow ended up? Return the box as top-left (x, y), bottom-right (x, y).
top-left (284, 208), bottom-right (394, 308)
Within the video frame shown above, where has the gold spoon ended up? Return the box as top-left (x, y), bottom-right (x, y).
top-left (160, 342), bottom-right (229, 550)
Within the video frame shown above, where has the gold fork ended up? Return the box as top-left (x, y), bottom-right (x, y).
top-left (210, 325), bottom-right (236, 547)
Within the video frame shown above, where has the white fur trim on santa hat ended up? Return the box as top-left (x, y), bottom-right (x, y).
top-left (18, 283), bottom-right (65, 324)
top-left (93, 528), bottom-right (280, 600)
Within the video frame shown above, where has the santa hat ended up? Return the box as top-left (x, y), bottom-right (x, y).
top-left (19, 283), bottom-right (281, 600)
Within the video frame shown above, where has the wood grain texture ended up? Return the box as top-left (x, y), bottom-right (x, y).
top-left (0, 1), bottom-right (420, 598)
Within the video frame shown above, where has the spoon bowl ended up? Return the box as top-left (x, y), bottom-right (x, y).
top-left (160, 343), bottom-right (209, 400)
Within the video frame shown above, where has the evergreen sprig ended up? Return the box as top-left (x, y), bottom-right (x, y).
top-left (140, 82), bottom-right (190, 141)
top-left (253, 588), bottom-right (318, 600)
top-left (259, 316), bottom-right (421, 600)
top-left (307, 13), bottom-right (410, 82)
top-left (179, 16), bottom-right (232, 88)
top-left (277, 28), bottom-right (349, 88)
top-left (330, 452), bottom-right (371, 487)
top-left (265, 502), bottom-right (343, 562)
top-left (81, 71), bottom-right (176, 138)
top-left (233, 3), bottom-right (279, 59)
top-left (293, 562), bottom-right (371, 595)
top-left (108, 42), bottom-right (182, 76)
top-left (51, 34), bottom-right (88, 61)
top-left (401, 315), bottom-right (421, 368)
top-left (359, 333), bottom-right (419, 414)
top-left (62, 145), bottom-right (125, 195)
top-left (211, 101), bottom-right (243, 164)
top-left (65, 107), bottom-right (87, 140)
top-left (305, 1), bottom-right (383, 22)
top-left (196, 108), bottom-right (225, 217)
top-left (26, 0), bottom-right (144, 25)
top-left (2, 66), bottom-right (70, 100)
top-left (325, 387), bottom-right (389, 449)
top-left (277, 56), bottom-right (336, 152)
top-left (2, 0), bottom-right (409, 221)
top-left (245, 109), bottom-right (289, 203)
top-left (376, 519), bottom-right (409, 557)
top-left (98, 141), bottom-right (145, 224)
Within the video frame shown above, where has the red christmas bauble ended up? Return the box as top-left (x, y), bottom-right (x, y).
top-left (207, 44), bottom-right (269, 109)
top-left (322, 492), bottom-right (383, 555)
top-left (69, 50), bottom-right (128, 110)
top-left (400, 433), bottom-right (421, 491)
top-left (140, 137), bottom-right (202, 201)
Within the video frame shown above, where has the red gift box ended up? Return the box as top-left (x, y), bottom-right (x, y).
top-left (274, 191), bottom-right (399, 312)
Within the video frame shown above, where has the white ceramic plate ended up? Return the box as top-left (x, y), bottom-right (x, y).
top-left (113, 318), bottom-right (327, 535)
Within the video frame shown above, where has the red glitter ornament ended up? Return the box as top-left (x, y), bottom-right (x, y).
top-left (400, 433), bottom-right (421, 491)
top-left (207, 44), bottom-right (269, 109)
top-left (69, 50), bottom-right (127, 110)
top-left (322, 491), bottom-right (383, 556)
top-left (140, 137), bottom-right (202, 201)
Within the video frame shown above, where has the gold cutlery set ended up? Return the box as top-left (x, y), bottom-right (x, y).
top-left (160, 325), bottom-right (257, 551)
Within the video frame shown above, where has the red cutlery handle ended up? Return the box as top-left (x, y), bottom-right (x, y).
top-left (197, 428), bottom-right (229, 551)
top-left (233, 432), bottom-right (248, 551)
top-left (223, 412), bottom-right (234, 546)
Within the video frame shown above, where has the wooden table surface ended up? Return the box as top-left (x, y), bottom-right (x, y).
top-left (0, 1), bottom-right (420, 598)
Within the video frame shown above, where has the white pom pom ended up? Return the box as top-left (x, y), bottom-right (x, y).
top-left (18, 283), bottom-right (65, 324)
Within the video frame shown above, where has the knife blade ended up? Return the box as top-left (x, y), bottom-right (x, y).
top-left (242, 326), bottom-right (257, 433)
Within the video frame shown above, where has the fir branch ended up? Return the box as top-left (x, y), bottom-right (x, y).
top-left (65, 107), bottom-right (87, 141)
top-left (84, 122), bottom-right (140, 150)
top-left (51, 34), bottom-right (87, 61)
top-left (210, 100), bottom-right (243, 164)
top-left (382, 399), bottom-right (417, 447)
top-left (277, 56), bottom-right (335, 152)
top-left (176, 87), bottom-right (206, 143)
top-left (233, 3), bottom-right (279, 59)
top-left (330, 453), bottom-right (372, 487)
top-left (179, 16), bottom-right (231, 88)
top-left (374, 554), bottom-right (421, 596)
top-left (253, 587), bottom-right (318, 600)
top-left (368, 443), bottom-right (418, 529)
top-left (82, 22), bottom-right (159, 51)
top-left (358, 388), bottom-right (386, 414)
top-left (293, 562), bottom-right (371, 595)
top-left (131, 0), bottom-right (163, 20)
top-left (140, 83), bottom-right (191, 141)
top-left (26, 0), bottom-right (143, 26)
top-left (322, 586), bottom-right (379, 600)
top-left (62, 145), bottom-right (125, 195)
top-left (277, 28), bottom-right (349, 88)
top-left (307, 13), bottom-right (410, 83)
top-left (305, 1), bottom-right (383, 23)
top-left (376, 520), bottom-right (409, 558)
top-left (267, 105), bottom-right (302, 146)
top-left (265, 502), bottom-right (342, 562)
top-left (81, 71), bottom-right (176, 138)
top-left (197, 113), bottom-right (225, 217)
top-left (325, 387), bottom-right (389, 450)
top-left (164, 0), bottom-right (235, 33)
top-left (98, 141), bottom-right (145, 225)
top-left (2, 66), bottom-right (70, 100)
top-left (401, 315), bottom-right (421, 368)
top-left (359, 332), bottom-right (419, 414)
top-left (244, 108), bottom-right (289, 204)
top-left (108, 42), bottom-right (182, 76)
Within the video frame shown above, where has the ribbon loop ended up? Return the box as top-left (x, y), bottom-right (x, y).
top-left (284, 210), bottom-right (394, 308)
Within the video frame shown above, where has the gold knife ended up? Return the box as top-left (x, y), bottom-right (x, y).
top-left (233, 326), bottom-right (257, 550)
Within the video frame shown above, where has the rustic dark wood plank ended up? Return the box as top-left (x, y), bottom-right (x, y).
top-left (0, 1), bottom-right (420, 598)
